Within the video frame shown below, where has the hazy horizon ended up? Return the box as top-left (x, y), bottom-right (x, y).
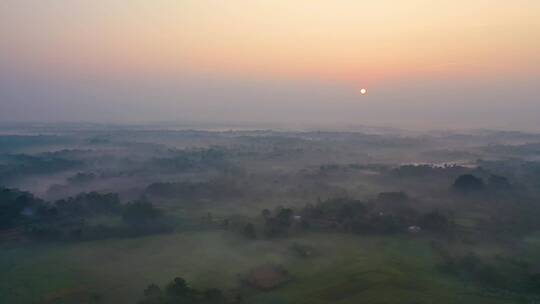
top-left (1, 1), bottom-right (539, 131)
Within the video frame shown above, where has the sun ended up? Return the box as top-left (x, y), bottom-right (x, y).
top-left (360, 88), bottom-right (367, 95)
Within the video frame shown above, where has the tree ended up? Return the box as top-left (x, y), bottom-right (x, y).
top-left (276, 208), bottom-right (293, 227)
top-left (243, 223), bottom-right (256, 239)
top-left (54, 192), bottom-right (121, 217)
top-left (453, 174), bottom-right (484, 193)
top-left (0, 187), bottom-right (45, 229)
top-left (166, 277), bottom-right (190, 298)
top-left (261, 209), bottom-right (271, 219)
top-left (144, 284), bottom-right (162, 298)
top-left (138, 277), bottom-right (230, 304)
top-left (139, 284), bottom-right (163, 304)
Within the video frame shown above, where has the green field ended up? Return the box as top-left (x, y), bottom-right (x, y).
top-left (0, 231), bottom-right (523, 304)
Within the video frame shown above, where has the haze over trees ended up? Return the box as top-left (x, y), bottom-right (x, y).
top-left (2, 124), bottom-right (540, 303)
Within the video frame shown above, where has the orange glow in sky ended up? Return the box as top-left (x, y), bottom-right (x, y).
top-left (1, 0), bottom-right (539, 85)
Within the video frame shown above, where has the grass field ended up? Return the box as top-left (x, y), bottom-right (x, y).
top-left (0, 231), bottom-right (525, 304)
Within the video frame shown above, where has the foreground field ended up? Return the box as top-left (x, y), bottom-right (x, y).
top-left (0, 231), bottom-right (521, 304)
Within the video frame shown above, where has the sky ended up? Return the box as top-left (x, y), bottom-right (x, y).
top-left (1, 0), bottom-right (539, 130)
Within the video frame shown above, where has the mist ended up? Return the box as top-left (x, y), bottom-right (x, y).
top-left (1, 67), bottom-right (539, 131)
top-left (2, 2), bottom-right (540, 304)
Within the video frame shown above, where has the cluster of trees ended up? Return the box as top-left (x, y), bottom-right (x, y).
top-left (437, 250), bottom-right (540, 294)
top-left (235, 207), bottom-right (304, 239)
top-left (66, 172), bottom-right (98, 184)
top-left (150, 148), bottom-right (229, 172)
top-left (0, 153), bottom-right (81, 183)
top-left (0, 135), bottom-right (70, 153)
top-left (234, 193), bottom-right (453, 240)
top-left (0, 186), bottom-right (166, 241)
top-left (392, 164), bottom-right (469, 179)
top-left (449, 173), bottom-right (540, 239)
top-left (260, 207), bottom-right (297, 238)
top-left (300, 195), bottom-right (452, 235)
top-left (231, 172), bottom-right (535, 242)
top-left (0, 187), bottom-right (46, 229)
top-left (388, 165), bottom-right (515, 196)
top-left (452, 174), bottom-right (511, 193)
top-left (138, 277), bottom-right (237, 304)
top-left (145, 179), bottom-right (242, 201)
top-left (55, 192), bottom-right (122, 217)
